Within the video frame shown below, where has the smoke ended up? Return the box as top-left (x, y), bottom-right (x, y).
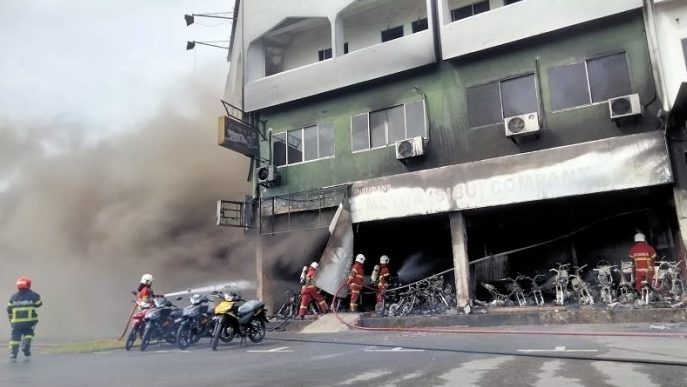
top-left (0, 82), bottom-right (254, 341)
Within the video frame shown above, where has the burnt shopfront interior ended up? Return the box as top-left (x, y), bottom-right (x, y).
top-left (352, 184), bottom-right (678, 307)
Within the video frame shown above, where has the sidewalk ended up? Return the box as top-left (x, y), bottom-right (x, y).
top-left (270, 305), bottom-right (687, 333)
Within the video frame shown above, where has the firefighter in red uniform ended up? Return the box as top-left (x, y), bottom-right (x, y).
top-left (7, 276), bottom-right (42, 361)
top-left (348, 254), bottom-right (366, 312)
top-left (298, 262), bottom-right (328, 319)
top-left (135, 274), bottom-right (155, 309)
top-left (374, 255), bottom-right (391, 305)
top-left (628, 232), bottom-right (657, 292)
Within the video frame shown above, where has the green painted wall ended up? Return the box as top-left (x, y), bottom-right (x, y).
top-left (257, 11), bottom-right (658, 198)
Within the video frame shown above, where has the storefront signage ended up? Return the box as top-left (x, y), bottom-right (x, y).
top-left (350, 131), bottom-right (673, 223)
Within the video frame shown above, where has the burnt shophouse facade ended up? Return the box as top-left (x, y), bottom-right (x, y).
top-left (220, 0), bottom-right (687, 310)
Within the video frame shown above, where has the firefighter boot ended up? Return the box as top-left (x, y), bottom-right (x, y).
top-left (9, 344), bottom-right (19, 362)
top-left (21, 337), bottom-right (31, 357)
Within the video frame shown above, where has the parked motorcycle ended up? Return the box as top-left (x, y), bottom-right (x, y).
top-left (125, 298), bottom-right (153, 351)
top-left (140, 296), bottom-right (183, 351)
top-left (175, 294), bottom-right (213, 350)
top-left (210, 291), bottom-right (268, 350)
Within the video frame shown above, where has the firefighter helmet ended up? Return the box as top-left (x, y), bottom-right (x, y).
top-left (355, 254), bottom-right (366, 264)
top-left (634, 232), bottom-right (646, 243)
top-left (380, 255), bottom-right (390, 264)
top-left (140, 273), bottom-right (154, 285)
top-left (310, 262), bottom-right (319, 269)
top-left (16, 276), bottom-right (31, 290)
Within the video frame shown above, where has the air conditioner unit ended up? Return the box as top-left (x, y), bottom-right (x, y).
top-left (256, 165), bottom-right (280, 187)
top-left (395, 136), bottom-right (425, 160)
top-left (504, 112), bottom-right (540, 137)
top-left (608, 93), bottom-right (641, 120)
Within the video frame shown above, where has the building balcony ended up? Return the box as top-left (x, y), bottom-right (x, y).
top-left (438, 0), bottom-right (642, 60)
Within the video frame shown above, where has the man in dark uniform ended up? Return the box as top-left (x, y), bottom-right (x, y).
top-left (7, 276), bottom-right (42, 361)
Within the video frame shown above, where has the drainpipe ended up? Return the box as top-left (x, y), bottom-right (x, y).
top-left (643, 0), bottom-right (670, 113)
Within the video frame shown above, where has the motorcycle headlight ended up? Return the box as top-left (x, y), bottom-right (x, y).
top-left (146, 309), bottom-right (160, 320)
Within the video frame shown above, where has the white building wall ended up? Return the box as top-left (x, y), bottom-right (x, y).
top-left (284, 22), bottom-right (332, 70)
top-left (438, 0), bottom-right (643, 60)
top-left (654, 0), bottom-right (687, 108)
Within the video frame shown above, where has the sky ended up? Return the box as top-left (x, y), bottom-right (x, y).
top-left (0, 0), bottom-right (267, 340)
top-left (0, 0), bottom-right (233, 137)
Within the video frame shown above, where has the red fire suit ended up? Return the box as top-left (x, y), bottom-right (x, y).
top-left (298, 267), bottom-right (328, 317)
top-left (376, 264), bottom-right (390, 304)
top-left (348, 262), bottom-right (365, 311)
top-left (628, 241), bottom-right (657, 292)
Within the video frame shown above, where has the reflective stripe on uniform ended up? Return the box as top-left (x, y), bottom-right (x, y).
top-left (11, 306), bottom-right (38, 323)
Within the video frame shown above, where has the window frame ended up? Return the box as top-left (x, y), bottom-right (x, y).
top-left (381, 25), bottom-right (404, 42)
top-left (548, 51), bottom-right (633, 113)
top-left (273, 122), bottom-right (335, 167)
top-left (467, 73), bottom-right (539, 129)
top-left (451, 1), bottom-right (490, 22)
top-left (350, 100), bottom-right (428, 153)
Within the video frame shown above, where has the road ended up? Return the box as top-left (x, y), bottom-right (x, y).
top-left (2, 323), bottom-right (687, 387)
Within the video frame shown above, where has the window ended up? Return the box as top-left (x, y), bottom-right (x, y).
top-left (381, 26), bottom-right (404, 42)
top-left (548, 52), bottom-right (632, 111)
top-left (451, 1), bottom-right (489, 21)
top-left (412, 18), bottom-right (428, 33)
top-left (273, 122), bottom-right (335, 166)
top-left (504, 0), bottom-right (522, 5)
top-left (467, 74), bottom-right (538, 128)
top-left (682, 38), bottom-right (687, 71)
top-left (318, 48), bottom-right (332, 61)
top-left (351, 100), bottom-right (427, 152)
top-left (319, 44), bottom-right (348, 59)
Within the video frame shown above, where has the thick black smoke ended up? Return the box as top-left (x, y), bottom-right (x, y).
top-left (0, 84), bottom-right (254, 340)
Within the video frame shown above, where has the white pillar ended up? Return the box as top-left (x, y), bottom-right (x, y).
top-left (449, 211), bottom-right (471, 308)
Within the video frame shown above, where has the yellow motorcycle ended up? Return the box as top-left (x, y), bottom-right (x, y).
top-left (210, 291), bottom-right (268, 350)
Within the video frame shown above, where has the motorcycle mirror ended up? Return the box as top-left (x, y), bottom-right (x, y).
top-left (131, 290), bottom-right (137, 296)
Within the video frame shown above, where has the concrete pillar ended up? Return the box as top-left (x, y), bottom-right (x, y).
top-left (449, 211), bottom-right (471, 308)
top-left (256, 235), bottom-right (274, 312)
top-left (332, 16), bottom-right (345, 57)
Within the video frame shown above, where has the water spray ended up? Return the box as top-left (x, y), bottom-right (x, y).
top-left (163, 280), bottom-right (256, 297)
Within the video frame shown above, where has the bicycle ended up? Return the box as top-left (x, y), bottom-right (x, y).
top-left (549, 263), bottom-right (571, 306)
top-left (593, 261), bottom-right (617, 305)
top-left (617, 260), bottom-right (637, 304)
top-left (569, 264), bottom-right (594, 305)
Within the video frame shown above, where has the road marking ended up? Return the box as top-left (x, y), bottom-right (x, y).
top-left (517, 346), bottom-right (598, 353)
top-left (364, 346), bottom-right (424, 352)
top-left (247, 346), bottom-right (293, 353)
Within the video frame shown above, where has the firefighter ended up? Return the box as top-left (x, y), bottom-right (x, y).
top-left (298, 262), bottom-right (328, 319)
top-left (7, 276), bottom-right (42, 361)
top-left (347, 254), bottom-right (366, 312)
top-left (628, 232), bottom-right (657, 292)
top-left (374, 255), bottom-right (391, 305)
top-left (136, 274), bottom-right (155, 306)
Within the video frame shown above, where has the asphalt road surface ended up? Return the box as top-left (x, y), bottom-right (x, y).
top-left (2, 323), bottom-right (687, 387)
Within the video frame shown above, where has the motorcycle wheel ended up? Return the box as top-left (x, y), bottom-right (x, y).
top-left (125, 327), bottom-right (137, 351)
top-left (140, 325), bottom-right (153, 352)
top-left (211, 320), bottom-right (223, 351)
top-left (176, 323), bottom-right (191, 350)
top-left (247, 318), bottom-right (266, 343)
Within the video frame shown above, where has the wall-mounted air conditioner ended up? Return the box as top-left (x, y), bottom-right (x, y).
top-left (504, 112), bottom-right (540, 137)
top-left (608, 93), bottom-right (641, 120)
top-left (256, 165), bottom-right (280, 187)
top-left (395, 136), bottom-right (425, 160)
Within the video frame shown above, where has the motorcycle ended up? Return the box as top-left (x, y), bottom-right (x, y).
top-left (140, 296), bottom-right (183, 351)
top-left (210, 291), bottom-right (269, 351)
top-left (125, 298), bottom-right (153, 351)
top-left (175, 294), bottom-right (213, 350)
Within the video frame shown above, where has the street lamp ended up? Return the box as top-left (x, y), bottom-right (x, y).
top-left (186, 41), bottom-right (229, 51)
top-left (184, 13), bottom-right (233, 26)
